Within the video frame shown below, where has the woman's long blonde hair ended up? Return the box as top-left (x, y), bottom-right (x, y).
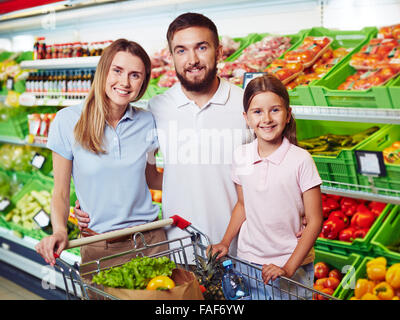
top-left (74, 39), bottom-right (151, 154)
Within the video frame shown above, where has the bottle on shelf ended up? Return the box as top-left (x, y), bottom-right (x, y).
top-left (221, 260), bottom-right (251, 300)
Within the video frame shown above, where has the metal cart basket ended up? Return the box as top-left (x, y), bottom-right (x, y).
top-left (53, 215), bottom-right (338, 300)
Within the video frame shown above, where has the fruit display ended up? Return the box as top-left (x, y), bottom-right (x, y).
top-left (319, 194), bottom-right (387, 242)
top-left (92, 256), bottom-right (176, 289)
top-left (297, 126), bottom-right (380, 156)
top-left (27, 113), bottom-right (56, 145)
top-left (313, 261), bottom-right (343, 300)
top-left (338, 65), bottom-right (400, 90)
top-left (0, 144), bottom-right (52, 173)
top-left (217, 35), bottom-right (292, 85)
top-left (382, 141), bottom-right (400, 164)
top-left (264, 59), bottom-right (304, 84)
top-left (378, 23), bottom-right (400, 40)
top-left (350, 257), bottom-right (400, 300)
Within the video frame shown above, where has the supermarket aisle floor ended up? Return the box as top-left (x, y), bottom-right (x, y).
top-left (0, 276), bottom-right (44, 300)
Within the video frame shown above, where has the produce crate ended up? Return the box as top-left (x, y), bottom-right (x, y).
top-left (309, 28), bottom-right (398, 109)
top-left (296, 119), bottom-right (385, 190)
top-left (283, 26), bottom-right (376, 106)
top-left (0, 109), bottom-right (29, 139)
top-left (341, 255), bottom-right (400, 300)
top-left (223, 33), bottom-right (261, 62)
top-left (356, 124), bottom-right (400, 197)
top-left (315, 203), bottom-right (394, 255)
top-left (371, 205), bottom-right (400, 262)
top-left (388, 74), bottom-right (400, 109)
top-left (314, 248), bottom-right (363, 299)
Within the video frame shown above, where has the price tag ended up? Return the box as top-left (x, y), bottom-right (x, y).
top-left (243, 72), bottom-right (268, 89)
top-left (31, 153), bottom-right (46, 169)
top-left (33, 209), bottom-right (50, 228)
top-left (355, 150), bottom-right (386, 177)
top-left (0, 198), bottom-right (10, 212)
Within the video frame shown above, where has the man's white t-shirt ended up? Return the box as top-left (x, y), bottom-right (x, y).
top-left (148, 79), bottom-right (250, 261)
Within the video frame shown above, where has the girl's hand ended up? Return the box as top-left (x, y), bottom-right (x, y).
top-left (74, 199), bottom-right (90, 231)
top-left (207, 243), bottom-right (229, 260)
top-left (262, 264), bottom-right (287, 284)
top-left (35, 231), bottom-right (68, 266)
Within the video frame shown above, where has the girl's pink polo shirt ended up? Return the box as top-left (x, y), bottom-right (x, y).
top-left (231, 137), bottom-right (322, 267)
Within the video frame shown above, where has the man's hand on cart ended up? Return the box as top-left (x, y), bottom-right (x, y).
top-left (35, 231), bottom-right (69, 266)
top-left (262, 263), bottom-right (288, 284)
top-left (74, 199), bottom-right (90, 231)
top-left (207, 242), bottom-right (229, 260)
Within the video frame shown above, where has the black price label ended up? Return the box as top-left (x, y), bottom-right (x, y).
top-left (243, 72), bottom-right (268, 89)
top-left (0, 198), bottom-right (10, 212)
top-left (31, 153), bottom-right (46, 169)
top-left (355, 150), bottom-right (386, 177)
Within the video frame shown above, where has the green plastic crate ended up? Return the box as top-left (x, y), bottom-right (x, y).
top-left (284, 26), bottom-right (376, 106)
top-left (296, 119), bottom-right (384, 190)
top-left (371, 205), bottom-right (400, 261)
top-left (342, 255), bottom-right (400, 300)
top-left (314, 248), bottom-right (363, 299)
top-left (315, 203), bottom-right (394, 255)
top-left (309, 28), bottom-right (397, 109)
top-left (356, 124), bottom-right (400, 196)
top-left (0, 109), bottom-right (28, 139)
top-left (388, 74), bottom-right (400, 109)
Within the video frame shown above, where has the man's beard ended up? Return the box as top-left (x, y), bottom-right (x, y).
top-left (176, 60), bottom-right (218, 93)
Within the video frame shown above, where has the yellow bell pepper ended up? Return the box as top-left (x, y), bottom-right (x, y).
top-left (354, 278), bottom-right (375, 299)
top-left (367, 257), bottom-right (387, 281)
top-left (146, 275), bottom-right (175, 290)
top-left (386, 263), bottom-right (400, 289)
top-left (393, 296), bottom-right (400, 300)
top-left (373, 282), bottom-right (394, 300)
top-left (360, 293), bottom-right (379, 300)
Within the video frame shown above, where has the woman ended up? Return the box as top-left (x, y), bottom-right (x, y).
top-left (35, 39), bottom-right (166, 271)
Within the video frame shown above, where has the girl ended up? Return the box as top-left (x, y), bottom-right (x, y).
top-left (35, 39), bottom-right (166, 272)
top-left (211, 74), bottom-right (323, 300)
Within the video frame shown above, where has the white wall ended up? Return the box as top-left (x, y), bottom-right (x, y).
top-left (0, 0), bottom-right (399, 54)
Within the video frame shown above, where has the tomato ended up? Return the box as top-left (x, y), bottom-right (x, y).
top-left (299, 50), bottom-right (315, 63)
top-left (314, 262), bottom-right (330, 279)
top-left (379, 67), bottom-right (398, 80)
top-left (329, 269), bottom-right (343, 281)
top-left (274, 69), bottom-right (293, 82)
top-left (315, 278), bottom-right (328, 288)
top-left (333, 47), bottom-right (350, 58)
top-left (285, 62), bottom-right (303, 73)
top-left (321, 48), bottom-right (333, 61)
top-left (379, 26), bottom-right (393, 39)
top-left (315, 37), bottom-right (331, 48)
top-left (325, 277), bottom-right (340, 291)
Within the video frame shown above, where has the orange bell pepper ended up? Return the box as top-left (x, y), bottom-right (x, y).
top-left (360, 293), bottom-right (379, 300)
top-left (367, 257), bottom-right (387, 281)
top-left (373, 282), bottom-right (394, 300)
top-left (354, 278), bottom-right (375, 299)
top-left (385, 263), bottom-right (400, 289)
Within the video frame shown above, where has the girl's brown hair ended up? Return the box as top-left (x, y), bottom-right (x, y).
top-left (243, 74), bottom-right (297, 145)
top-left (74, 39), bottom-right (151, 154)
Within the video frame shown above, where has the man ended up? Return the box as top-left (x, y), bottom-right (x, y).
top-left (74, 13), bottom-right (250, 262)
top-left (147, 13), bottom-right (250, 259)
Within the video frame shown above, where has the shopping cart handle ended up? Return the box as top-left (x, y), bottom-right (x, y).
top-left (170, 215), bottom-right (191, 229)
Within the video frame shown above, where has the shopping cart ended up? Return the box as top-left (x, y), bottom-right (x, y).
top-left (53, 215), bottom-right (339, 300)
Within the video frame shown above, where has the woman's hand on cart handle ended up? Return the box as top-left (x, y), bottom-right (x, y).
top-left (35, 231), bottom-right (68, 267)
top-left (170, 215), bottom-right (191, 229)
top-left (74, 199), bottom-right (90, 231)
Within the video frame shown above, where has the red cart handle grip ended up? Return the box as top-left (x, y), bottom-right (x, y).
top-left (170, 215), bottom-right (191, 229)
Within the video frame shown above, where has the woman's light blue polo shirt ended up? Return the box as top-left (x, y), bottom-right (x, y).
top-left (47, 103), bottom-right (160, 233)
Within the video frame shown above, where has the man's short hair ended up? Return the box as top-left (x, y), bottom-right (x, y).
top-left (167, 12), bottom-right (220, 51)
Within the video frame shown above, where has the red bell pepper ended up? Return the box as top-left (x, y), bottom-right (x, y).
top-left (338, 227), bottom-right (357, 242)
top-left (321, 218), bottom-right (347, 240)
top-left (322, 198), bottom-right (340, 218)
top-left (351, 208), bottom-right (376, 229)
top-left (328, 210), bottom-right (349, 227)
top-left (368, 201), bottom-right (386, 217)
top-left (340, 197), bottom-right (358, 217)
top-left (354, 228), bottom-right (369, 239)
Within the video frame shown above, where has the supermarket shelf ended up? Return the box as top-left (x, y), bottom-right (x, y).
top-left (292, 105), bottom-right (400, 124)
top-left (20, 56), bottom-right (100, 70)
top-left (0, 135), bottom-right (46, 148)
top-left (322, 182), bottom-right (400, 205)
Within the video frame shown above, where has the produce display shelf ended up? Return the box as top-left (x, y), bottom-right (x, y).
top-left (291, 105), bottom-right (400, 124)
top-left (20, 56), bottom-right (100, 70)
top-left (321, 184), bottom-right (400, 205)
